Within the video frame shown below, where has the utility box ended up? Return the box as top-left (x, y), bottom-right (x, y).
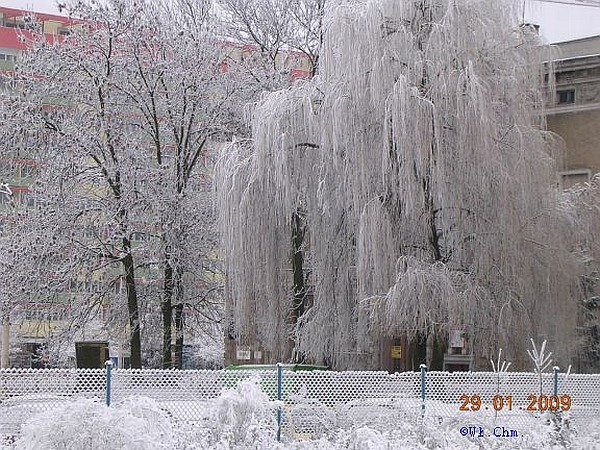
top-left (75, 341), bottom-right (109, 368)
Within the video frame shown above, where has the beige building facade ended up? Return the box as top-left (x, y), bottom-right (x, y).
top-left (546, 35), bottom-right (600, 187)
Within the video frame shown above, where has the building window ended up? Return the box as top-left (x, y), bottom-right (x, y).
top-left (559, 169), bottom-right (591, 189)
top-left (0, 53), bottom-right (17, 61)
top-left (130, 231), bottom-right (148, 242)
top-left (557, 89), bottom-right (575, 105)
top-left (20, 162), bottom-right (36, 177)
top-left (22, 193), bottom-right (36, 208)
top-left (0, 191), bottom-right (12, 204)
top-left (81, 226), bottom-right (97, 239)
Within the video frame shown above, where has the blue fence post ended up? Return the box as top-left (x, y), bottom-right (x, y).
top-left (276, 363), bottom-right (283, 442)
top-left (420, 364), bottom-right (427, 418)
top-left (105, 360), bottom-right (113, 407)
top-left (553, 366), bottom-right (560, 396)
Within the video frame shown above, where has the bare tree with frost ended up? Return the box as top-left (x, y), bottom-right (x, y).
top-left (99, 0), bottom-right (233, 368)
top-left (1, 0), bottom-right (238, 368)
top-left (218, 0), bottom-right (327, 83)
top-left (217, 0), bottom-right (582, 369)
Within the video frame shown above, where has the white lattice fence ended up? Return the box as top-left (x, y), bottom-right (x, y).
top-left (111, 369), bottom-right (266, 422)
top-left (2, 367), bottom-right (600, 441)
top-left (0, 368), bottom-right (105, 436)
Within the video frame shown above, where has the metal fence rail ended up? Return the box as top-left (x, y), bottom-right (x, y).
top-left (1, 367), bottom-right (599, 441)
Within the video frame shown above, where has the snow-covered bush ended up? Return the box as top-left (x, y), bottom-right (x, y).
top-left (212, 377), bottom-right (279, 445)
top-left (15, 397), bottom-right (173, 450)
top-left (7, 391), bottom-right (600, 450)
top-left (347, 427), bottom-right (387, 450)
top-left (178, 377), bottom-right (281, 450)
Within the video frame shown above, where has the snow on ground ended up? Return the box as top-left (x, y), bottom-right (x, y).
top-left (2, 378), bottom-right (599, 449)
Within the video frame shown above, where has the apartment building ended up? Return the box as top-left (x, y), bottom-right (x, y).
top-left (0, 6), bottom-right (82, 58)
top-left (546, 35), bottom-right (600, 188)
top-left (0, 7), bottom-right (85, 369)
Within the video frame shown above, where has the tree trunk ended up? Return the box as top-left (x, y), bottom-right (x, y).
top-left (290, 208), bottom-right (306, 361)
top-left (174, 303), bottom-right (184, 369)
top-left (174, 267), bottom-right (184, 369)
top-left (162, 260), bottom-right (174, 369)
top-left (122, 246), bottom-right (142, 369)
top-left (1, 314), bottom-right (9, 368)
top-left (426, 331), bottom-right (434, 369)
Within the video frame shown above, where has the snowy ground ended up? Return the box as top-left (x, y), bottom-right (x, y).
top-left (2, 379), bottom-right (599, 450)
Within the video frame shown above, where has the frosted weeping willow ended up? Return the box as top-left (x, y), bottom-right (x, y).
top-left (217, 0), bottom-right (581, 368)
